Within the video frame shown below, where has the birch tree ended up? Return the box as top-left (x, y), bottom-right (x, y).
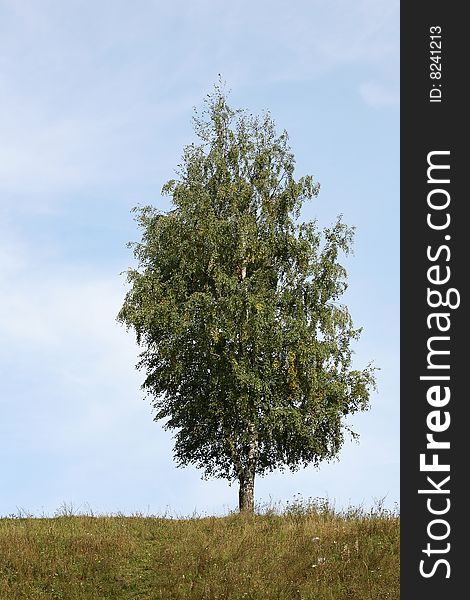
top-left (118, 86), bottom-right (375, 512)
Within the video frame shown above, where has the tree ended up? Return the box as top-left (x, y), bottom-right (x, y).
top-left (118, 85), bottom-right (376, 513)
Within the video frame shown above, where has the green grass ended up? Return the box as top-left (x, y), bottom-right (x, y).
top-left (0, 499), bottom-right (399, 599)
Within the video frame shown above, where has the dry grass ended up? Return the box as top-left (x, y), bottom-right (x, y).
top-left (0, 499), bottom-right (399, 599)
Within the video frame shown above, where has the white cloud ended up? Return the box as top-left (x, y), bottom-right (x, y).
top-left (0, 234), bottom-right (29, 276)
top-left (0, 227), bottom-right (140, 403)
top-left (359, 81), bottom-right (399, 108)
top-left (0, 252), bottom-right (150, 477)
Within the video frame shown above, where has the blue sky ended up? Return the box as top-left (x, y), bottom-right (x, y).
top-left (0, 0), bottom-right (399, 516)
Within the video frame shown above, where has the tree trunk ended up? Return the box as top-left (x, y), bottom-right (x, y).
top-left (237, 264), bottom-right (257, 514)
top-left (238, 471), bottom-right (255, 512)
top-left (238, 423), bottom-right (258, 513)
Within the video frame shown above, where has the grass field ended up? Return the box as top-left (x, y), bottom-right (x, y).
top-left (0, 499), bottom-right (399, 600)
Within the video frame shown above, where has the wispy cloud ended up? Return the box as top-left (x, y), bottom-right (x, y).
top-left (359, 81), bottom-right (399, 108)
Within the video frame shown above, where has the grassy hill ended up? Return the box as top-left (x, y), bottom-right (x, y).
top-left (0, 500), bottom-right (399, 600)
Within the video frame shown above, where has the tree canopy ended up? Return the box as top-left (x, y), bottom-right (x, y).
top-left (118, 85), bottom-right (376, 511)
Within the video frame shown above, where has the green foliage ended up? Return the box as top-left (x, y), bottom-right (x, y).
top-left (118, 84), bottom-right (376, 487)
